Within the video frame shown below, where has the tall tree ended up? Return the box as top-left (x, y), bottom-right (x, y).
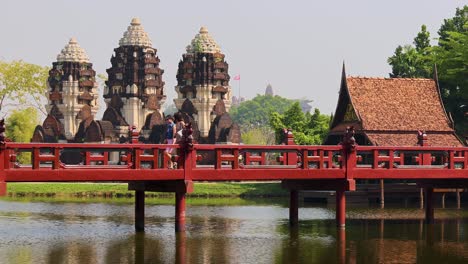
top-left (6, 107), bottom-right (39, 163)
top-left (387, 45), bottom-right (431, 78)
top-left (0, 60), bottom-right (49, 115)
top-left (270, 102), bottom-right (330, 145)
top-left (414, 25), bottom-right (431, 53)
top-left (438, 6), bottom-right (468, 45)
top-left (433, 24), bottom-right (468, 137)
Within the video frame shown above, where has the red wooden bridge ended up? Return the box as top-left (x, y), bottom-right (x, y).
top-left (0, 128), bottom-right (467, 232)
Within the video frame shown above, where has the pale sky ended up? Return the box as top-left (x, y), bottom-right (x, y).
top-left (1, 0), bottom-right (466, 117)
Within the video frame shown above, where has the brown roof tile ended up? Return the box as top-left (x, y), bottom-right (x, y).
top-left (366, 132), bottom-right (462, 146)
top-left (346, 77), bottom-right (453, 132)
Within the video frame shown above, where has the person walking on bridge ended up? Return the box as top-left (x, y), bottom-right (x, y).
top-left (164, 115), bottom-right (176, 168)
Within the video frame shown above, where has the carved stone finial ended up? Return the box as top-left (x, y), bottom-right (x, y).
top-left (131, 125), bottom-right (139, 143)
top-left (180, 122), bottom-right (194, 152)
top-left (283, 128), bottom-right (295, 145)
top-left (417, 130), bottom-right (428, 146)
top-left (0, 119), bottom-right (5, 145)
top-left (342, 126), bottom-right (356, 153)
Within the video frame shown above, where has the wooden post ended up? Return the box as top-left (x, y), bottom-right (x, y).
top-left (176, 231), bottom-right (187, 264)
top-left (289, 190), bottom-right (299, 226)
top-left (419, 188), bottom-right (424, 209)
top-left (441, 193), bottom-right (446, 209)
top-left (135, 190), bottom-right (145, 232)
top-left (134, 232), bottom-right (145, 263)
top-left (337, 227), bottom-right (346, 264)
top-left (175, 192), bottom-right (186, 232)
top-left (379, 179), bottom-right (385, 209)
top-left (336, 188), bottom-right (346, 228)
top-left (425, 187), bottom-right (434, 224)
top-left (456, 189), bottom-right (461, 209)
top-left (0, 139), bottom-right (7, 196)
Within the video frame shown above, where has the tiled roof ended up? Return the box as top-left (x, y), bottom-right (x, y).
top-left (366, 132), bottom-right (462, 146)
top-left (346, 77), bottom-right (453, 132)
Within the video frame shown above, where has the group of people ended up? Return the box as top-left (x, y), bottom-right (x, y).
top-left (164, 112), bottom-right (185, 168)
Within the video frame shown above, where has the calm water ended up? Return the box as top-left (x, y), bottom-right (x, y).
top-left (0, 199), bottom-right (467, 264)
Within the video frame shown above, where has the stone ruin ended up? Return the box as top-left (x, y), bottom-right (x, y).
top-left (32, 19), bottom-right (240, 146)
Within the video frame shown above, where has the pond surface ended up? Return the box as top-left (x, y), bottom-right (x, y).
top-left (0, 199), bottom-right (467, 264)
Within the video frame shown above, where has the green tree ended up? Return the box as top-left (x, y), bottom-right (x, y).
top-left (241, 126), bottom-right (275, 145)
top-left (433, 24), bottom-right (468, 137)
top-left (387, 6), bottom-right (467, 137)
top-left (438, 6), bottom-right (468, 45)
top-left (0, 60), bottom-right (49, 114)
top-left (230, 94), bottom-right (297, 129)
top-left (387, 45), bottom-right (431, 78)
top-left (414, 25), bottom-right (431, 53)
top-left (6, 107), bottom-right (39, 163)
top-left (270, 102), bottom-right (331, 145)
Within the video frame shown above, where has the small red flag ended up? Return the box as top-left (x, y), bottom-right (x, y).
top-left (233, 74), bottom-right (240, 80)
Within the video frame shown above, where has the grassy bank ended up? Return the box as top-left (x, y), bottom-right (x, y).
top-left (5, 182), bottom-right (288, 199)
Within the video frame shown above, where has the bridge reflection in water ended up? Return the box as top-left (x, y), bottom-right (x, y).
top-left (1, 200), bottom-right (467, 264)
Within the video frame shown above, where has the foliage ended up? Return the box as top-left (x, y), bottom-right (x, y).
top-left (6, 182), bottom-right (288, 198)
top-left (6, 107), bottom-right (39, 163)
top-left (387, 6), bottom-right (468, 137)
top-left (241, 126), bottom-right (275, 145)
top-left (270, 102), bottom-right (331, 145)
top-left (438, 6), bottom-right (468, 46)
top-left (230, 94), bottom-right (297, 128)
top-left (163, 103), bottom-right (178, 116)
top-left (0, 60), bottom-right (49, 115)
top-left (414, 25), bottom-right (431, 53)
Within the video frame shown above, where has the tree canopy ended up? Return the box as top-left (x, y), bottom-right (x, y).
top-left (0, 60), bottom-right (49, 115)
top-left (6, 107), bottom-right (40, 163)
top-left (387, 5), bottom-right (467, 138)
top-left (270, 102), bottom-right (330, 145)
top-left (230, 94), bottom-right (297, 129)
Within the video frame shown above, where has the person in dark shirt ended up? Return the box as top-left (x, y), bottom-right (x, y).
top-left (164, 115), bottom-right (176, 168)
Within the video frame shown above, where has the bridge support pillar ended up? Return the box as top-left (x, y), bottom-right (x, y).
top-left (289, 190), bottom-right (299, 226)
top-left (0, 182), bottom-right (6, 196)
top-left (175, 192), bottom-right (186, 232)
top-left (135, 190), bottom-right (145, 232)
top-left (336, 188), bottom-right (346, 228)
top-left (425, 187), bottom-right (434, 224)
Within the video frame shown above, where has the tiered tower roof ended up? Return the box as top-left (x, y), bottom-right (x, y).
top-left (57, 37), bottom-right (90, 63)
top-left (186, 27), bottom-right (221, 54)
top-left (119, 18), bottom-right (152, 47)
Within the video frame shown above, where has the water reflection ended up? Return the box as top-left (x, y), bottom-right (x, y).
top-left (0, 200), bottom-right (467, 263)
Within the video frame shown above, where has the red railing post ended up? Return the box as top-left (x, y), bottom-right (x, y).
top-left (284, 129), bottom-right (299, 226)
top-left (175, 123), bottom-right (194, 232)
top-left (0, 119), bottom-right (7, 196)
top-left (0, 148), bottom-right (6, 196)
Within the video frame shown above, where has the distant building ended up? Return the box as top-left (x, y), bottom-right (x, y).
top-left (231, 96), bottom-right (245, 106)
top-left (324, 65), bottom-right (462, 146)
top-left (265, 84), bottom-right (273, 96)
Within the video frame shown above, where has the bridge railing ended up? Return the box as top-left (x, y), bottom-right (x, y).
top-left (192, 144), bottom-right (343, 169)
top-left (0, 142), bottom-right (466, 182)
top-left (352, 146), bottom-right (468, 179)
top-left (4, 143), bottom-right (181, 170)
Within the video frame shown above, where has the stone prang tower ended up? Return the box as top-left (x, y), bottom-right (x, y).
top-left (37, 38), bottom-right (99, 142)
top-left (103, 18), bottom-right (166, 137)
top-left (174, 27), bottom-right (232, 138)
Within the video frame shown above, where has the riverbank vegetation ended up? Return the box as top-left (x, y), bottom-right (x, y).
top-left (4, 182), bottom-right (288, 199)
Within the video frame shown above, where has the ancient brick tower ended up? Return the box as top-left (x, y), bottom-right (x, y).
top-left (44, 37), bottom-right (99, 141)
top-left (103, 18), bottom-right (166, 136)
top-left (174, 27), bottom-right (232, 138)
